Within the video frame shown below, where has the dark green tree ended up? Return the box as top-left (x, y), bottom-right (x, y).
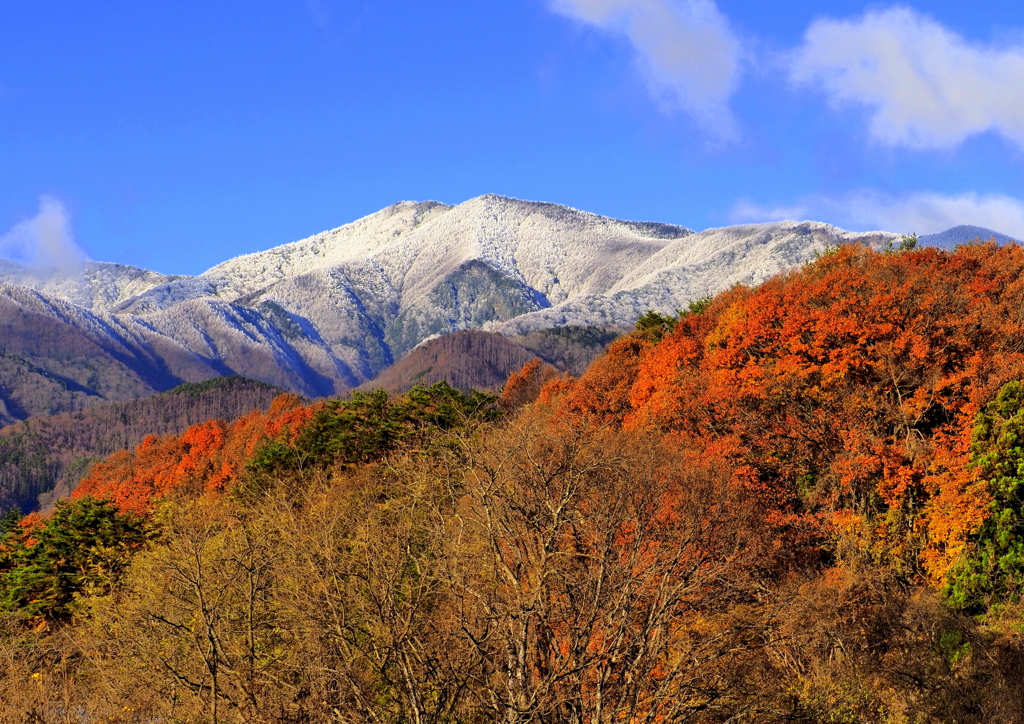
top-left (635, 298), bottom-right (712, 342)
top-left (634, 310), bottom-right (677, 343)
top-left (248, 381), bottom-right (498, 476)
top-left (0, 497), bottom-right (148, 623)
top-left (946, 381), bottom-right (1024, 611)
top-left (0, 508), bottom-right (21, 537)
top-left (898, 233), bottom-right (920, 251)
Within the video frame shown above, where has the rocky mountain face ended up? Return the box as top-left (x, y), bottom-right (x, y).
top-left (0, 194), bottom-right (909, 421)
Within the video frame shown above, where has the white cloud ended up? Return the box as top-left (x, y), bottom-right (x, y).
top-left (551, 0), bottom-right (743, 138)
top-left (0, 196), bottom-right (89, 269)
top-left (731, 199), bottom-right (810, 225)
top-left (732, 190), bottom-right (1024, 240)
top-left (790, 7), bottom-right (1024, 149)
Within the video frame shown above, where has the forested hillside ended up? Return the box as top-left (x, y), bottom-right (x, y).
top-left (4, 241), bottom-right (1024, 723)
top-left (550, 240), bottom-right (1024, 599)
top-left (358, 326), bottom-right (619, 393)
top-left (0, 376), bottom-right (283, 514)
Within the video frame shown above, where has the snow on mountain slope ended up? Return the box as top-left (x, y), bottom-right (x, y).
top-left (494, 221), bottom-right (896, 334)
top-left (0, 195), bottom-right (912, 410)
top-left (209, 200), bottom-right (453, 295)
top-left (119, 298), bottom-right (338, 397)
top-left (118, 196), bottom-right (687, 312)
top-left (111, 194), bottom-right (697, 384)
top-left (0, 261), bottom-right (183, 312)
top-left (116, 201), bottom-right (452, 313)
top-left (367, 195), bottom-right (690, 307)
top-left (0, 284), bottom-right (225, 387)
top-left (0, 286), bottom-right (185, 423)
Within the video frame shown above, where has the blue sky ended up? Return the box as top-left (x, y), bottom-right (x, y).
top-left (2, 1), bottom-right (1023, 275)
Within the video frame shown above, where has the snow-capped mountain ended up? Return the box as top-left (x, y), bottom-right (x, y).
top-left (1, 194), bottom-right (967, 423)
top-left (0, 261), bottom-right (183, 312)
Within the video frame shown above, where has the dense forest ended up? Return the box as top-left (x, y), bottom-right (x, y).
top-left (0, 377), bottom-right (285, 516)
top-left (4, 242), bottom-right (1024, 722)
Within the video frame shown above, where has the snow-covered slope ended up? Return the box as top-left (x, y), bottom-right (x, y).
top-left (0, 261), bottom-right (184, 312)
top-left (0, 194), bottom-right (907, 411)
top-left (494, 220), bottom-right (895, 334)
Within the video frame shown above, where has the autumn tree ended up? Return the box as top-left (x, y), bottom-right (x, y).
top-left (447, 408), bottom-right (778, 724)
top-left (500, 358), bottom-right (564, 411)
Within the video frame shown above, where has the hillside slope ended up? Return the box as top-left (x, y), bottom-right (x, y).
top-left (360, 326), bottom-right (621, 394)
top-left (0, 376), bottom-right (284, 514)
top-left (358, 331), bottom-right (541, 394)
top-left (918, 225), bottom-right (1014, 249)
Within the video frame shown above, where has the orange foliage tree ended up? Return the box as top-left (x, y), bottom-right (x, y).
top-left (545, 243), bottom-right (1024, 585)
top-left (74, 394), bottom-right (313, 514)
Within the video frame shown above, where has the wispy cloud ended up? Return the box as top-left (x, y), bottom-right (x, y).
top-left (306, 0), bottom-right (331, 29)
top-left (732, 189), bottom-right (1024, 240)
top-left (0, 196), bottom-right (89, 269)
top-left (550, 0), bottom-right (743, 139)
top-left (790, 7), bottom-right (1024, 149)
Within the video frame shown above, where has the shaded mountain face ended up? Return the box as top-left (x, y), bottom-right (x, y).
top-left (358, 326), bottom-right (621, 395)
top-left (358, 330), bottom-right (544, 395)
top-left (0, 195), bottom-right (920, 418)
top-left (918, 225), bottom-right (1016, 250)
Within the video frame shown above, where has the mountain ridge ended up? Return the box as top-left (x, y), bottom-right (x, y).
top-left (917, 224), bottom-right (1014, 249)
top-left (0, 194), bottom-right (1010, 421)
